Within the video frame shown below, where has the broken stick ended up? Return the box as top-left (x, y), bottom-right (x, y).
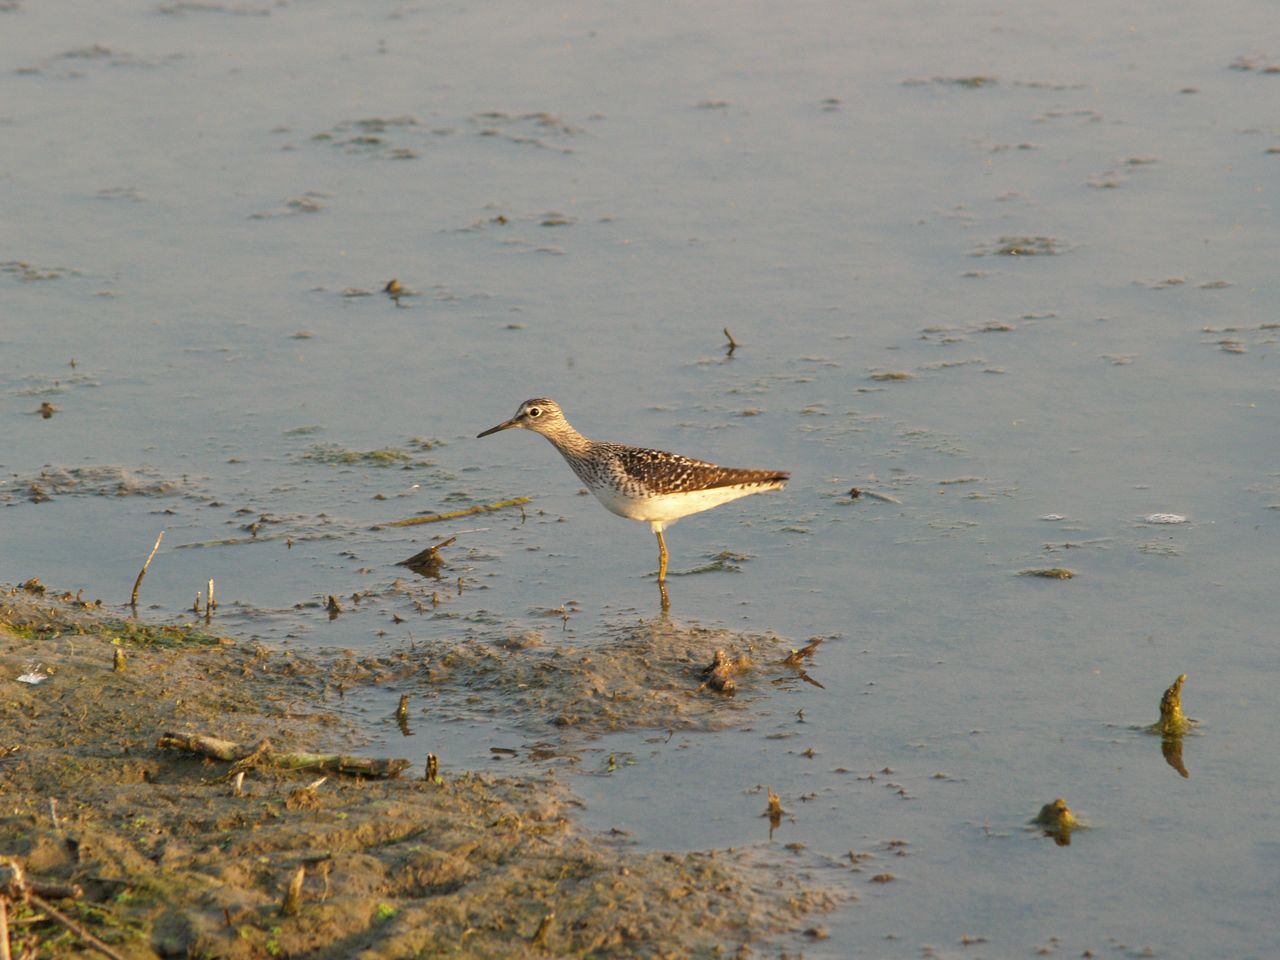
top-left (157, 732), bottom-right (411, 779)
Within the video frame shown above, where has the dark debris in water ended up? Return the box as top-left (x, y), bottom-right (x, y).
top-left (1, 260), bottom-right (79, 283)
top-left (1031, 798), bottom-right (1082, 846)
top-left (309, 111), bottom-right (581, 158)
top-left (680, 550), bottom-right (750, 575)
top-left (901, 75), bottom-right (998, 88)
top-left (1019, 567), bottom-right (1076, 579)
top-left (1229, 54), bottom-right (1280, 73)
top-left (974, 236), bottom-right (1067, 257)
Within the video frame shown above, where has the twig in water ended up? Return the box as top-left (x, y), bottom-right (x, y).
top-left (207, 578), bottom-right (216, 614)
top-left (723, 327), bottom-right (739, 355)
top-left (860, 490), bottom-right (902, 504)
top-left (396, 537), bottom-right (456, 579)
top-left (383, 497), bottom-right (531, 527)
top-left (130, 531), bottom-right (164, 607)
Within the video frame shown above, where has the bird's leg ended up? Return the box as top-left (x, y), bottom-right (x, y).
top-left (655, 530), bottom-right (669, 583)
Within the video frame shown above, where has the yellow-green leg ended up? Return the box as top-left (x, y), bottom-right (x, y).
top-left (656, 530), bottom-right (669, 582)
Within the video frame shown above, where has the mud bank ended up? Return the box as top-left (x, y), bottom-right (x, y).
top-left (0, 584), bottom-right (839, 958)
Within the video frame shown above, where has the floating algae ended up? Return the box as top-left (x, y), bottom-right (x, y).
top-left (0, 465), bottom-right (200, 504)
top-left (301, 443), bottom-right (422, 467)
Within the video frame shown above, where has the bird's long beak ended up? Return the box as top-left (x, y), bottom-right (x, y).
top-left (477, 415), bottom-right (522, 438)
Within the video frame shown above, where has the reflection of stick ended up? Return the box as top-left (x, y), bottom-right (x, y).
top-left (130, 531), bottom-right (164, 607)
top-left (385, 497), bottom-right (531, 527)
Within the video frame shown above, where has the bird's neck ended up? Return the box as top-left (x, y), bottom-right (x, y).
top-left (542, 425), bottom-right (595, 460)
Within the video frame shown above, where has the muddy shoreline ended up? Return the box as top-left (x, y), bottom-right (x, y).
top-left (1, 583), bottom-right (839, 958)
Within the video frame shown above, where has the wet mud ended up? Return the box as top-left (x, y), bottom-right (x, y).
top-left (329, 623), bottom-right (827, 735)
top-left (0, 585), bottom-right (840, 958)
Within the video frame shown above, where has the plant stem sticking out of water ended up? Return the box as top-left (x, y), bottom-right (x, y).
top-left (129, 530), bottom-right (164, 608)
top-left (765, 787), bottom-right (785, 837)
top-left (1151, 673), bottom-right (1195, 737)
top-left (1149, 673), bottom-right (1196, 777)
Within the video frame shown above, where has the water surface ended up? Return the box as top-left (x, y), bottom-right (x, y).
top-left (3, 1), bottom-right (1278, 956)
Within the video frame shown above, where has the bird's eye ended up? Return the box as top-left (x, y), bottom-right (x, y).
top-left (527, 407), bottom-right (542, 418)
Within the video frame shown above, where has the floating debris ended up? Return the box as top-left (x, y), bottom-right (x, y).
top-left (859, 490), bottom-right (902, 504)
top-left (2, 260), bottom-right (78, 283)
top-left (302, 444), bottom-right (423, 467)
top-left (702, 649), bottom-right (746, 693)
top-left (1142, 513), bottom-right (1188, 525)
top-left (976, 235), bottom-right (1066, 257)
top-left (384, 496), bottom-right (530, 527)
top-left (396, 536), bottom-right (456, 580)
top-left (1019, 568), bottom-right (1076, 579)
top-left (17, 663), bottom-right (49, 685)
top-left (902, 75), bottom-right (998, 88)
top-left (0, 465), bottom-right (198, 504)
top-left (1229, 54), bottom-right (1280, 73)
top-left (1032, 798), bottom-right (1080, 845)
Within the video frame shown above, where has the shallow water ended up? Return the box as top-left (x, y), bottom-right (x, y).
top-left (3, 1), bottom-right (1279, 956)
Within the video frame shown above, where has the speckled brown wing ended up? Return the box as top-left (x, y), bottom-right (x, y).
top-left (613, 446), bottom-right (789, 495)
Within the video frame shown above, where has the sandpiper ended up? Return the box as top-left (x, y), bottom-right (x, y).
top-left (477, 398), bottom-right (789, 582)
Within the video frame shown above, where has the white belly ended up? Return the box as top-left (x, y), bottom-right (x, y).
top-left (589, 483), bottom-right (778, 531)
